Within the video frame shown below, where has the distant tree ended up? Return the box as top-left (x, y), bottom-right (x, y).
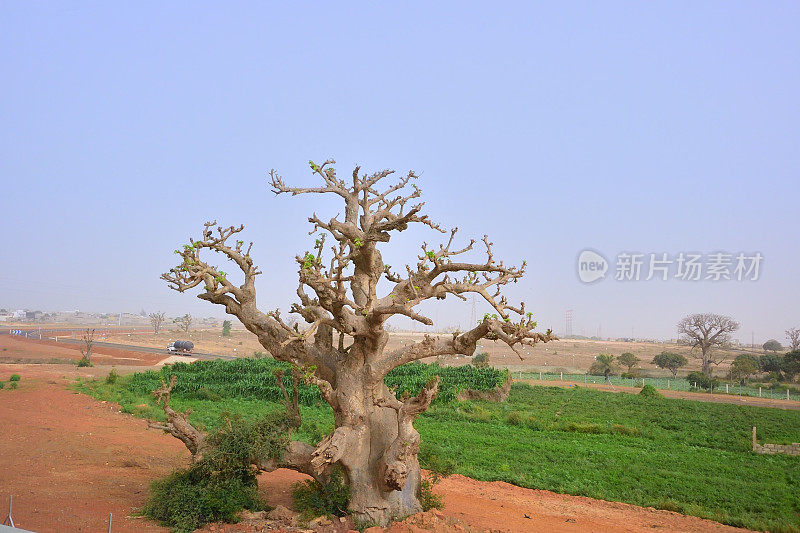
top-left (677, 313), bottom-right (740, 377)
top-left (730, 354), bottom-right (759, 384)
top-left (149, 312), bottom-right (166, 335)
top-left (763, 339), bottom-right (782, 353)
top-left (222, 319), bottom-right (232, 337)
top-left (79, 328), bottom-right (95, 367)
top-left (174, 314), bottom-right (192, 333)
top-left (652, 351), bottom-right (688, 378)
top-left (759, 353), bottom-right (784, 374)
top-left (782, 351), bottom-right (800, 382)
top-left (590, 353), bottom-right (615, 383)
top-left (785, 328), bottom-right (800, 351)
top-left (472, 351), bottom-right (489, 368)
top-left (618, 352), bottom-right (640, 373)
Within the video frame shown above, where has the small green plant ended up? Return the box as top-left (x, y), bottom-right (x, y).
top-left (505, 411), bottom-right (524, 426)
top-left (0, 381), bottom-right (5, 390)
top-left (525, 416), bottom-right (544, 431)
top-left (418, 445), bottom-right (455, 511)
top-left (9, 374), bottom-right (20, 382)
top-left (77, 357), bottom-right (93, 368)
top-left (196, 387), bottom-right (222, 401)
top-left (105, 369), bottom-right (119, 385)
top-left (612, 424), bottom-right (640, 436)
top-left (9, 382), bottom-right (17, 390)
top-left (292, 467), bottom-right (350, 518)
top-left (418, 478), bottom-right (443, 511)
top-left (639, 384), bottom-right (661, 398)
top-left (472, 352), bottom-right (489, 368)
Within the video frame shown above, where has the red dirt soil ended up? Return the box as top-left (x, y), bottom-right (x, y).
top-left (0, 335), bottom-right (165, 366)
top-left (0, 369), bottom-right (754, 533)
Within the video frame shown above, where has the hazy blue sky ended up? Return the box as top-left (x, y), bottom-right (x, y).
top-left (1, 2), bottom-right (798, 343)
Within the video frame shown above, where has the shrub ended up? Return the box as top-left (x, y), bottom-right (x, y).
top-left (105, 369), bottom-right (119, 385)
top-left (143, 467), bottom-right (261, 533)
top-left (77, 357), bottom-right (93, 368)
top-left (472, 352), bottom-right (489, 368)
top-left (505, 411), bottom-right (524, 426)
top-left (524, 416), bottom-right (544, 431)
top-left (639, 384), bottom-right (661, 398)
top-left (612, 424), bottom-right (640, 436)
top-left (419, 478), bottom-right (444, 511)
top-left (195, 387), bottom-right (222, 401)
top-left (686, 371), bottom-right (718, 390)
top-left (0, 381), bottom-right (4, 390)
top-left (9, 374), bottom-right (20, 382)
top-left (292, 467), bottom-right (349, 518)
top-left (9, 382), bottom-right (17, 390)
top-left (143, 413), bottom-right (289, 532)
top-left (418, 445), bottom-right (455, 511)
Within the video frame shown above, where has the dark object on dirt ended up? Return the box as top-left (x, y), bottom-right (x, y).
top-left (168, 340), bottom-right (194, 353)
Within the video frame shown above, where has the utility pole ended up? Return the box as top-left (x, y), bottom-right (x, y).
top-left (470, 295), bottom-right (477, 328)
top-left (565, 309), bottom-right (573, 337)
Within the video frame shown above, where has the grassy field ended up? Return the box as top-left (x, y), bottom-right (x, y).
top-left (519, 371), bottom-right (800, 401)
top-left (76, 360), bottom-right (800, 532)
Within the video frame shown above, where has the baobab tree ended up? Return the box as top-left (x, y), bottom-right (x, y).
top-left (161, 160), bottom-right (555, 524)
top-left (677, 313), bottom-right (739, 377)
top-left (149, 312), bottom-right (166, 335)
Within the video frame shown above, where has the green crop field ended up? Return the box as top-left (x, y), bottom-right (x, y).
top-left (75, 359), bottom-right (800, 532)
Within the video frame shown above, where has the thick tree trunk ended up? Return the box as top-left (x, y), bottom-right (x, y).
top-left (321, 366), bottom-right (424, 526)
top-left (344, 396), bottom-right (422, 525)
top-left (701, 351), bottom-right (712, 377)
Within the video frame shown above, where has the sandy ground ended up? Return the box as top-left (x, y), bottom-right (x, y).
top-left (101, 328), bottom-right (761, 377)
top-left (0, 334), bottom-right (165, 366)
top-left (0, 365), bottom-right (756, 533)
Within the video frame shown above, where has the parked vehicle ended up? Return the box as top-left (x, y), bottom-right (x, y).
top-left (167, 340), bottom-right (194, 354)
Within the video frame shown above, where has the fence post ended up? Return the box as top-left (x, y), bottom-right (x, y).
top-left (788, 390), bottom-right (791, 401)
top-left (560, 371), bottom-right (563, 381)
top-left (539, 371), bottom-right (542, 381)
top-left (667, 379), bottom-right (670, 390)
top-left (3, 494), bottom-right (14, 527)
top-left (759, 387), bottom-right (762, 397)
top-left (726, 383), bottom-right (729, 394)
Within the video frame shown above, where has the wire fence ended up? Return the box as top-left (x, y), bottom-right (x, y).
top-left (517, 371), bottom-right (800, 402)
